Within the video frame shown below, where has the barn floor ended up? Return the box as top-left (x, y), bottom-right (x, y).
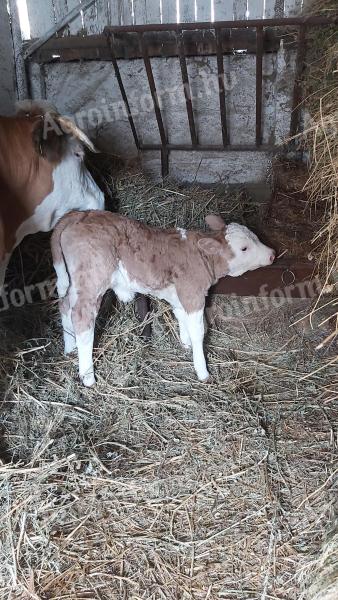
top-left (0, 168), bottom-right (337, 600)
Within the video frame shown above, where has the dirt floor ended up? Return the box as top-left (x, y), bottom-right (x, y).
top-left (0, 169), bottom-right (337, 599)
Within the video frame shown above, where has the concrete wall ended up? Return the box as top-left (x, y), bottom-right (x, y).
top-left (0, 0), bottom-right (17, 115)
top-left (29, 40), bottom-right (295, 183)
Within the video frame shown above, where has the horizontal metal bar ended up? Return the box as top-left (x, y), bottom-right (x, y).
top-left (140, 143), bottom-right (275, 152)
top-left (104, 15), bottom-right (337, 35)
top-left (29, 29), bottom-right (290, 63)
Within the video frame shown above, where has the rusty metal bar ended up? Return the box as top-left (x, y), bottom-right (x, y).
top-left (211, 259), bottom-right (316, 297)
top-left (108, 34), bottom-right (140, 150)
top-left (290, 24), bottom-right (307, 137)
top-left (256, 25), bottom-right (263, 146)
top-left (177, 31), bottom-right (198, 147)
top-left (138, 32), bottom-right (168, 177)
top-left (104, 15), bottom-right (337, 34)
top-left (215, 27), bottom-right (228, 147)
top-left (141, 143), bottom-right (274, 152)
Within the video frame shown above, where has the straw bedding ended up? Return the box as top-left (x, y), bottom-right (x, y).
top-left (0, 171), bottom-right (337, 600)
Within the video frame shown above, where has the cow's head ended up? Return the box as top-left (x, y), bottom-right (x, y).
top-left (205, 214), bottom-right (275, 277)
top-left (16, 101), bottom-right (98, 164)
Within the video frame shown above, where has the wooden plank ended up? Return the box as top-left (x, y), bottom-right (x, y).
top-left (233, 0), bottom-right (248, 20)
top-left (145, 0), bottom-right (162, 23)
top-left (97, 0), bottom-right (111, 28)
top-left (248, 0), bottom-right (264, 18)
top-left (53, 0), bottom-right (67, 23)
top-left (180, 0), bottom-right (196, 22)
top-left (26, 0), bottom-right (55, 38)
top-left (7, 0), bottom-right (28, 98)
top-left (67, 0), bottom-right (85, 34)
top-left (134, 0), bottom-right (147, 24)
top-left (213, 0), bottom-right (233, 20)
top-left (121, 0), bottom-right (134, 25)
top-left (264, 0), bottom-right (281, 18)
top-left (109, 0), bottom-right (122, 25)
top-left (24, 0), bottom-right (95, 58)
top-left (196, 0), bottom-right (211, 22)
top-left (284, 0), bottom-right (302, 16)
top-left (161, 0), bottom-right (178, 23)
top-left (83, 0), bottom-right (99, 33)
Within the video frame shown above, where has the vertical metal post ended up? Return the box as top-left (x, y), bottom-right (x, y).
top-left (215, 27), bottom-right (228, 147)
top-left (256, 25), bottom-right (263, 146)
top-left (177, 31), bottom-right (198, 147)
top-left (108, 34), bottom-right (140, 150)
top-left (138, 32), bottom-right (169, 178)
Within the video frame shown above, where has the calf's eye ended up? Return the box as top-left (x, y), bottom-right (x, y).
top-left (241, 247), bottom-right (247, 252)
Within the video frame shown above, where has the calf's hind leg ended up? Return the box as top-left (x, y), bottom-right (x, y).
top-left (71, 293), bottom-right (102, 387)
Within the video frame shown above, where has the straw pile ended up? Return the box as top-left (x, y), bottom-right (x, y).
top-left (294, 0), bottom-right (338, 349)
top-left (0, 172), bottom-right (337, 599)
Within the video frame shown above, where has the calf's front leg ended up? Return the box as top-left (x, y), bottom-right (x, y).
top-left (184, 308), bottom-right (209, 382)
top-left (173, 307), bottom-right (192, 349)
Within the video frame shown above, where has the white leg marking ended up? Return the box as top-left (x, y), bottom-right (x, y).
top-left (76, 328), bottom-right (96, 387)
top-left (54, 261), bottom-right (69, 298)
top-left (173, 307), bottom-right (192, 349)
top-left (62, 309), bottom-right (76, 355)
top-left (113, 285), bottom-right (135, 303)
top-left (185, 309), bottom-right (210, 382)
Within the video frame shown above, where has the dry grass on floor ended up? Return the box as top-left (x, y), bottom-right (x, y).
top-left (0, 174), bottom-right (337, 600)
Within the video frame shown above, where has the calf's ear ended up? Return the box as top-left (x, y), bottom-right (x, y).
top-left (205, 214), bottom-right (225, 231)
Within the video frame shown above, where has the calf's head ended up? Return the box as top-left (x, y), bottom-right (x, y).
top-left (205, 215), bottom-right (275, 277)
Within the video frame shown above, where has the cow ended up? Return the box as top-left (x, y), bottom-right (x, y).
top-left (51, 210), bottom-right (275, 386)
top-left (0, 101), bottom-right (104, 290)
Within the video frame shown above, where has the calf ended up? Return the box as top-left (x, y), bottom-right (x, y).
top-left (52, 210), bottom-right (275, 386)
top-left (0, 101), bottom-right (104, 289)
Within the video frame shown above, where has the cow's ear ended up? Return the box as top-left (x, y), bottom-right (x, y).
top-left (32, 117), bottom-right (68, 164)
top-left (198, 238), bottom-right (223, 256)
top-left (205, 214), bottom-right (225, 231)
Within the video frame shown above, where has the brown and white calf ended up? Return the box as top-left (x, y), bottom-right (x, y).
top-left (52, 210), bottom-right (275, 386)
top-left (0, 101), bottom-right (104, 289)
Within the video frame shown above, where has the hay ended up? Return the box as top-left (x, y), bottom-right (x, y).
top-left (0, 172), bottom-right (337, 599)
top-left (290, 1), bottom-right (338, 350)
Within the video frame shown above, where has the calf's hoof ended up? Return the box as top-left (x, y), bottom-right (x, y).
top-left (197, 371), bottom-right (210, 383)
top-left (81, 372), bottom-right (96, 387)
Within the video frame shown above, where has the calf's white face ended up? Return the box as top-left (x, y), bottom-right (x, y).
top-left (225, 223), bottom-right (275, 277)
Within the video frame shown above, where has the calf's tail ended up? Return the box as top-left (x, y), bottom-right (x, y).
top-left (51, 211), bottom-right (87, 298)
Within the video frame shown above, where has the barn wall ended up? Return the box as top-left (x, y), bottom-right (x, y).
top-left (24, 0), bottom-right (302, 183)
top-left (29, 43), bottom-right (295, 183)
top-left (0, 2), bottom-right (17, 115)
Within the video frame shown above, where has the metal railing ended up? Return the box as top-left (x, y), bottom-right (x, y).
top-left (105, 15), bottom-right (337, 177)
